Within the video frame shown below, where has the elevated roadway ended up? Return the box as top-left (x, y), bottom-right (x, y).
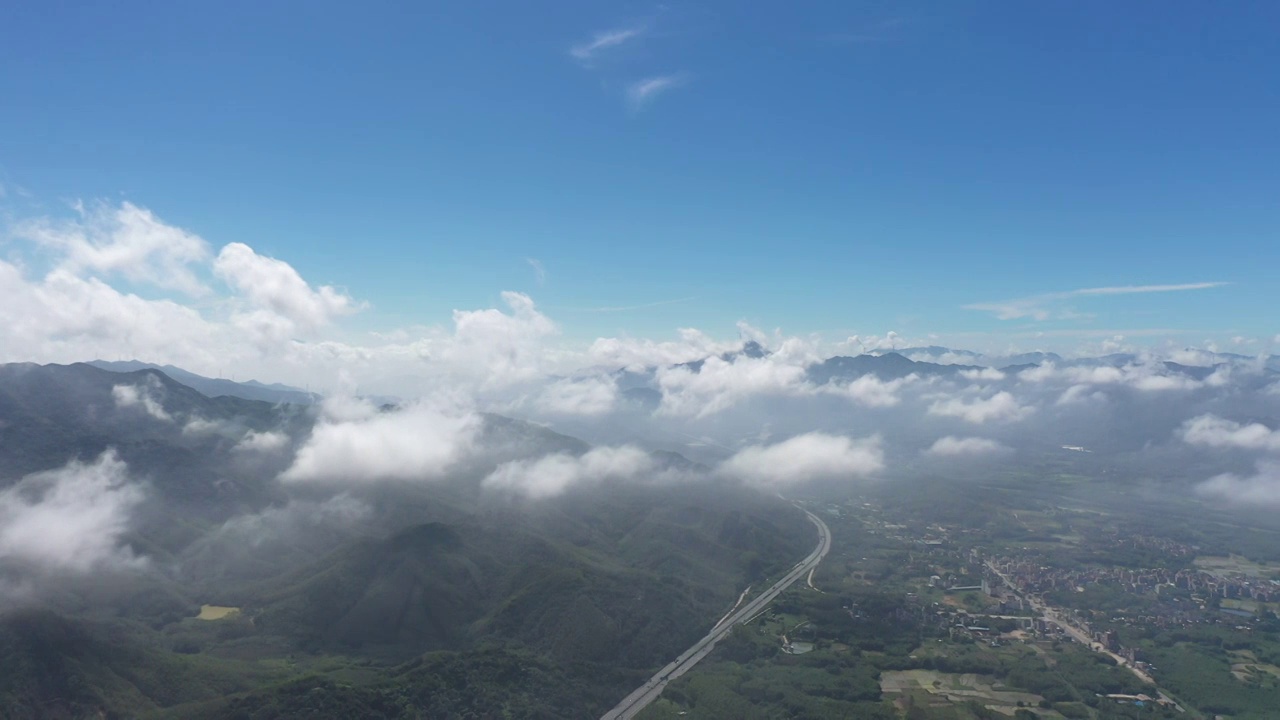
top-left (601, 506), bottom-right (831, 720)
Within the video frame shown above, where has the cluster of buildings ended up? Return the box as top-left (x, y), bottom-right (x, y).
top-left (1170, 569), bottom-right (1280, 603)
top-left (985, 556), bottom-right (1280, 605)
top-left (1099, 532), bottom-right (1196, 559)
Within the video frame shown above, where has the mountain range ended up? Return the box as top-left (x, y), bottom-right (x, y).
top-left (88, 360), bottom-right (319, 405)
top-left (0, 361), bottom-right (811, 719)
top-left (77, 344), bottom-right (1280, 410)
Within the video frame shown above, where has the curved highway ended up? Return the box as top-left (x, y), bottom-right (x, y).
top-left (600, 505), bottom-right (832, 720)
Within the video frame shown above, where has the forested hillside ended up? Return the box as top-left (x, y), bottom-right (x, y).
top-left (0, 363), bottom-right (812, 719)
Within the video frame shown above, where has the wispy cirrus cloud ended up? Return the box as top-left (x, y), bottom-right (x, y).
top-left (627, 74), bottom-right (687, 110)
top-left (526, 258), bottom-right (546, 285)
top-left (552, 296), bottom-right (698, 313)
top-left (823, 17), bottom-right (911, 46)
top-left (570, 26), bottom-right (644, 63)
top-left (965, 282), bottom-right (1228, 321)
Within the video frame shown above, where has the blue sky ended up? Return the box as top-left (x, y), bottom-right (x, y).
top-left (2, 1), bottom-right (1277, 350)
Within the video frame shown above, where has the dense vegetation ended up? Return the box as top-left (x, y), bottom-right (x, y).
top-left (0, 364), bottom-right (813, 719)
top-left (7, 362), bottom-right (1280, 719)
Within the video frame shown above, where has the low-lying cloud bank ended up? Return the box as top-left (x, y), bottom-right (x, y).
top-left (928, 391), bottom-right (1034, 425)
top-left (112, 380), bottom-right (171, 421)
top-left (484, 445), bottom-right (655, 499)
top-left (924, 436), bottom-right (1010, 458)
top-left (281, 397), bottom-right (480, 485)
top-left (3, 199), bottom-right (1277, 409)
top-left (236, 429), bottom-right (290, 453)
top-left (210, 494), bottom-right (372, 548)
top-left (656, 353), bottom-right (810, 418)
top-left (1180, 415), bottom-right (1280, 452)
top-left (0, 451), bottom-right (145, 574)
top-left (3, 198), bottom-right (1280, 524)
top-left (529, 376), bottom-right (620, 417)
top-left (1180, 414), bottom-right (1280, 507)
top-left (1196, 462), bottom-right (1280, 508)
top-left (717, 432), bottom-right (884, 487)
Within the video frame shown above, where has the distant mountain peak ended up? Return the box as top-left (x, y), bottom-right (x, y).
top-left (806, 352), bottom-right (983, 384)
top-left (88, 360), bottom-right (317, 404)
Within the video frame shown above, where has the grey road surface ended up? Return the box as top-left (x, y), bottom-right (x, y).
top-left (600, 506), bottom-right (832, 720)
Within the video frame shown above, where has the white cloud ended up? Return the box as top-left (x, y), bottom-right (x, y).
top-left (1168, 348), bottom-right (1219, 366)
top-left (1099, 335), bottom-right (1129, 354)
top-left (0, 451), bottom-right (146, 573)
top-left (924, 436), bottom-right (1010, 457)
top-left (484, 445), bottom-right (654, 499)
top-left (903, 349), bottom-right (977, 365)
top-left (211, 494), bottom-right (371, 548)
top-left (1072, 283), bottom-right (1229, 297)
top-left (0, 213), bottom-right (820, 400)
top-left (1204, 366), bottom-right (1232, 388)
top-left (214, 242), bottom-right (358, 333)
top-left (835, 332), bottom-right (902, 354)
top-left (825, 373), bottom-right (915, 408)
top-left (533, 376), bottom-right (618, 416)
top-left (966, 282), bottom-right (1228, 321)
top-left (571, 26), bottom-right (644, 62)
top-left (235, 429), bottom-right (290, 453)
top-left (1130, 373), bottom-right (1201, 392)
top-left (587, 329), bottom-right (741, 370)
top-left (1180, 415), bottom-right (1280, 452)
top-left (656, 354), bottom-right (809, 417)
top-left (0, 197), bottom-right (1265, 416)
top-left (1196, 461), bottom-right (1280, 508)
top-left (0, 259), bottom-right (225, 368)
top-left (183, 416), bottom-right (223, 435)
top-left (17, 201), bottom-right (211, 296)
top-left (928, 391), bottom-right (1034, 424)
top-left (1056, 384), bottom-right (1107, 406)
top-left (717, 432), bottom-right (883, 487)
top-left (627, 74), bottom-right (686, 109)
top-left (112, 381), bottom-right (171, 421)
top-left (0, 202), bottom-right (373, 378)
top-left (960, 367), bottom-right (1005, 381)
top-left (281, 397), bottom-right (480, 485)
top-left (434, 291), bottom-right (561, 390)
top-left (1018, 362), bottom-right (1206, 392)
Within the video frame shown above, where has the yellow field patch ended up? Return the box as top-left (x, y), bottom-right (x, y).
top-left (197, 605), bottom-right (241, 620)
top-left (880, 669), bottom-right (1048, 708)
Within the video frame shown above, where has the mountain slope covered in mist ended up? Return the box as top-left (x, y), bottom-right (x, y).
top-left (0, 364), bottom-right (812, 719)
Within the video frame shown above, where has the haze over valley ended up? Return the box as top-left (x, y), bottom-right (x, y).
top-left (3, 2), bottom-right (1280, 718)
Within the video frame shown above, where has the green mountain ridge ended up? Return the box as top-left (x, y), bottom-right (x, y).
top-left (0, 363), bottom-right (813, 719)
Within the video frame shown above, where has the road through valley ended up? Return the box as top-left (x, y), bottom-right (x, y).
top-left (600, 506), bottom-right (832, 720)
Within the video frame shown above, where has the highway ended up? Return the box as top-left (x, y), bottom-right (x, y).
top-left (600, 506), bottom-right (832, 720)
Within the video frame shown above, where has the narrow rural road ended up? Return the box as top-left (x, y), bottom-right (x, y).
top-left (600, 505), bottom-right (832, 720)
top-left (984, 560), bottom-right (1178, 708)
